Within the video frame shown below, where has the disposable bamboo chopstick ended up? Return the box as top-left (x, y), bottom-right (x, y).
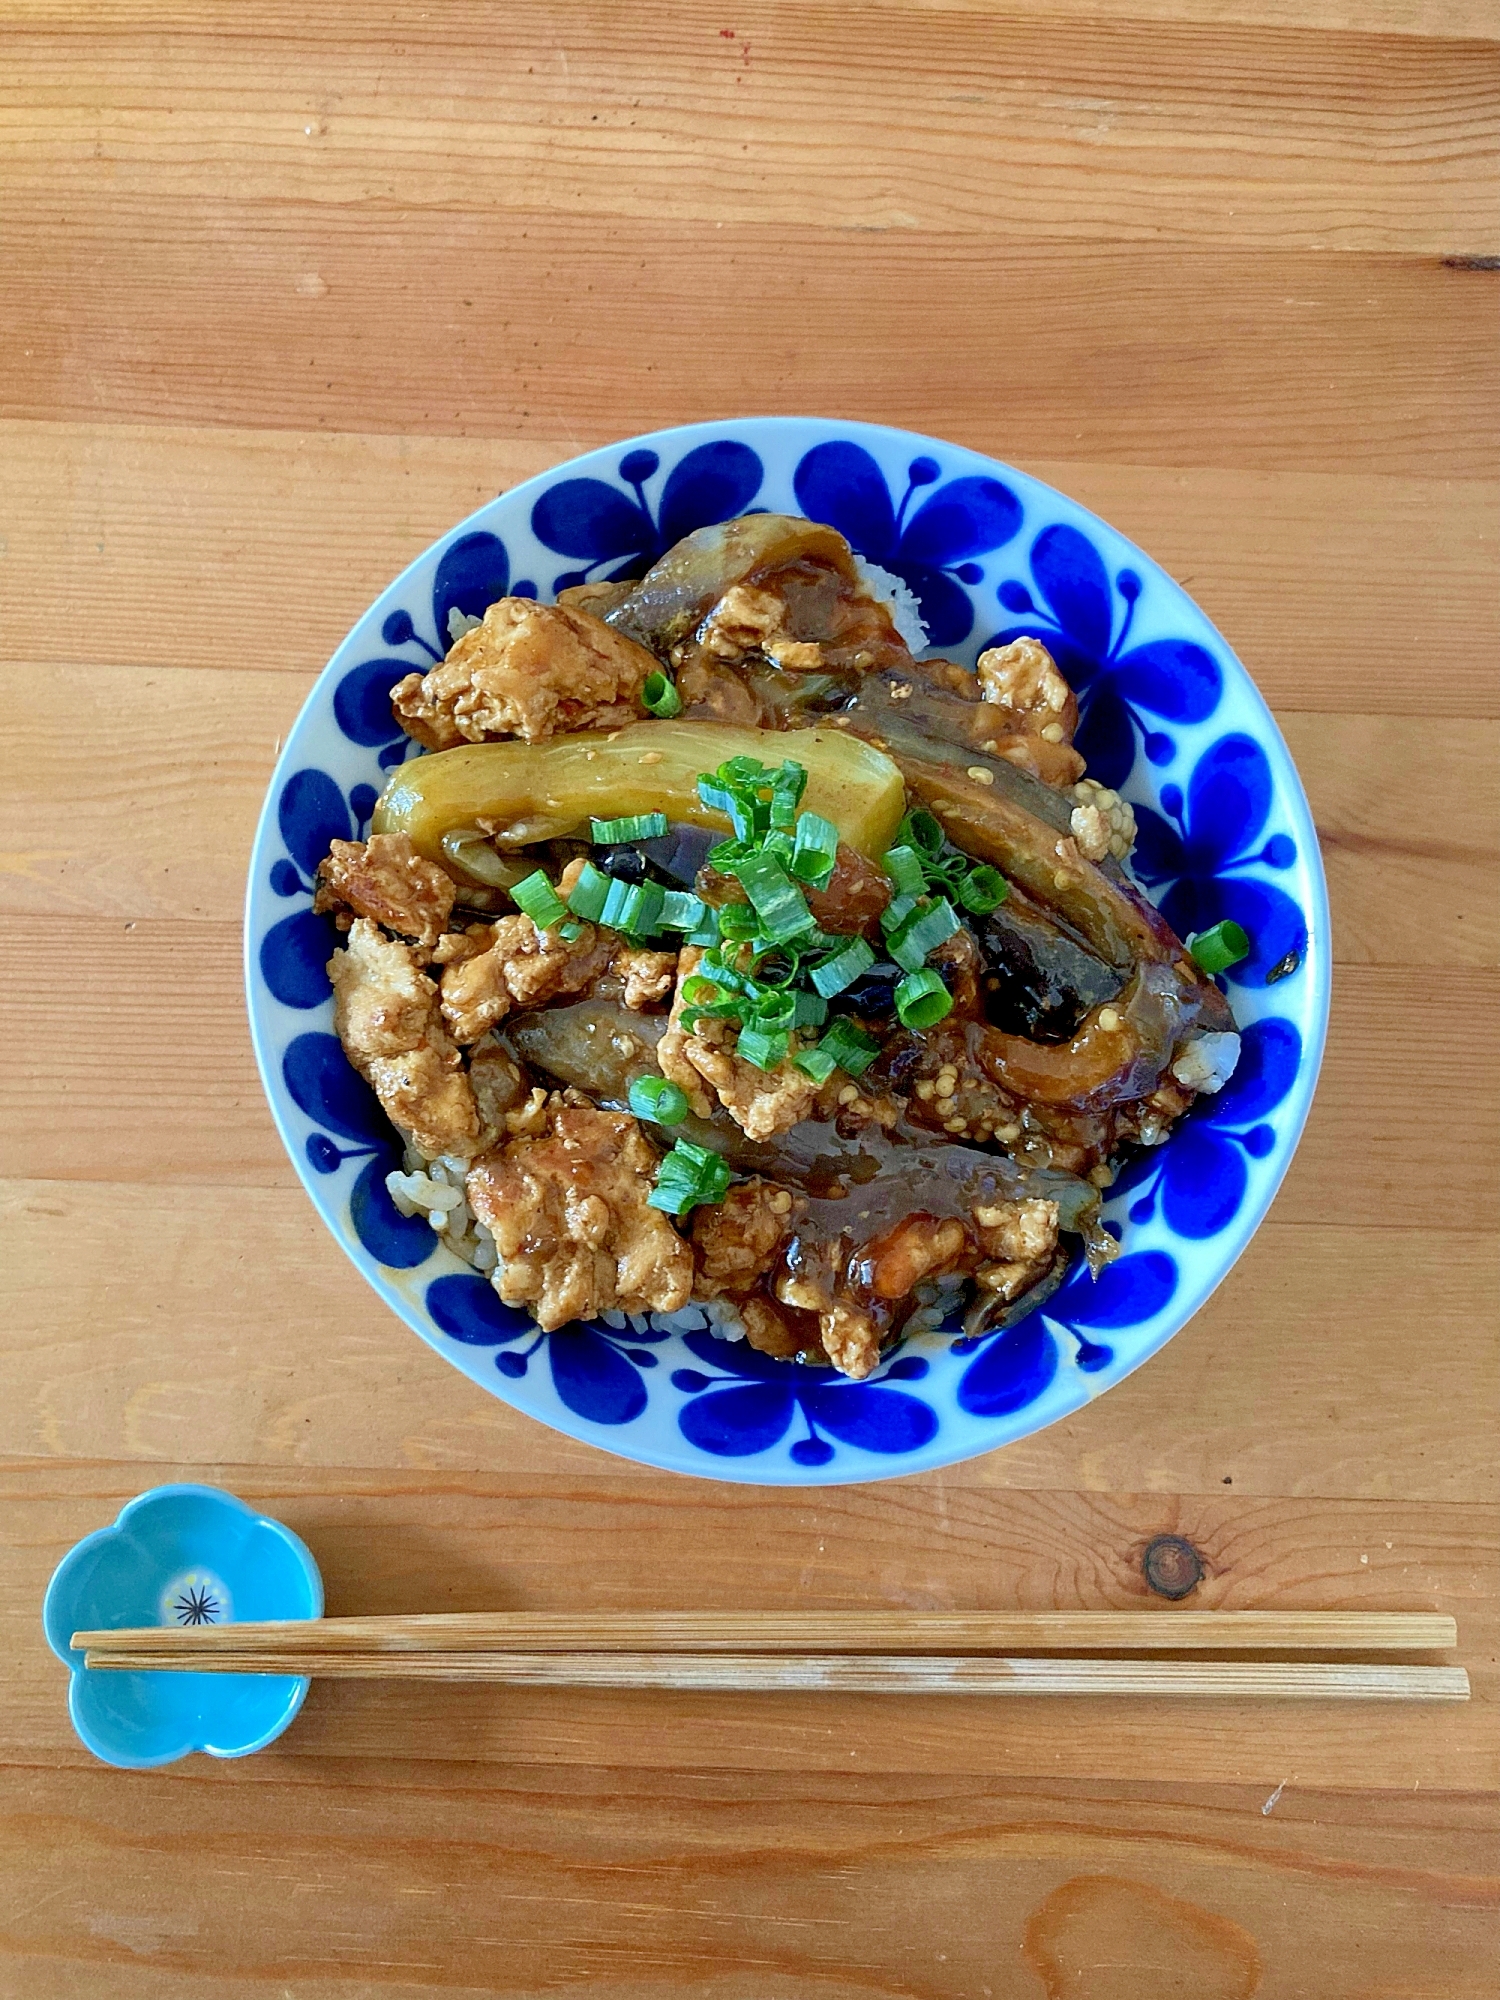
top-left (73, 1609), bottom-right (1459, 1658)
top-left (79, 1649), bottom-right (1470, 1700)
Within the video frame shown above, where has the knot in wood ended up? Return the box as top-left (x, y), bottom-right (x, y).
top-left (1141, 1535), bottom-right (1205, 1600)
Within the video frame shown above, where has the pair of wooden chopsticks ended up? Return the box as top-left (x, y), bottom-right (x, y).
top-left (75, 1611), bottom-right (1468, 1700)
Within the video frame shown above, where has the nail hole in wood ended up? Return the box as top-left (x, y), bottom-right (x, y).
top-left (1142, 1535), bottom-right (1205, 1599)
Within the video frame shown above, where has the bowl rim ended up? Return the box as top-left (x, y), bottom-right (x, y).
top-left (244, 415), bottom-right (1331, 1485)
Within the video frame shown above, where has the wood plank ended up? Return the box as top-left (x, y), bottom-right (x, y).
top-left (885, 0), bottom-right (1500, 36)
top-left (5, 0), bottom-right (1496, 40)
top-left (5, 1468), bottom-right (1495, 1785)
top-left (4, 661), bottom-right (1494, 965)
top-left (3, 6), bottom-right (1495, 251)
top-left (4, 205), bottom-right (1498, 479)
top-left (3, 1184), bottom-right (1493, 1500)
top-left (0, 1764), bottom-right (1495, 2000)
top-left (2, 921), bottom-right (1493, 1224)
top-left (1, 423), bottom-right (1495, 718)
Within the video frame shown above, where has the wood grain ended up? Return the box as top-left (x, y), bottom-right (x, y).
top-left (4, 5), bottom-right (1496, 250)
top-left (3, 1), bottom-right (1497, 1992)
top-left (80, 1652), bottom-right (1475, 1700)
top-left (78, 1607), bottom-right (1460, 1654)
top-left (0, 1766), bottom-right (1493, 2000)
top-left (5, 212), bottom-right (1499, 479)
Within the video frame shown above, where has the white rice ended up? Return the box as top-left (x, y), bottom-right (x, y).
top-left (852, 554), bottom-right (929, 656)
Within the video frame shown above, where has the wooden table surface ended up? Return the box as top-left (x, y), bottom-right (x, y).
top-left (3, 3), bottom-right (1497, 1994)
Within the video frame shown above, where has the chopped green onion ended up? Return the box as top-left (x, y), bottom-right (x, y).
top-left (697, 777), bottom-right (741, 822)
top-left (791, 989), bottom-right (829, 1029)
top-left (895, 968), bottom-right (954, 1029)
top-left (770, 760), bottom-right (809, 831)
top-left (737, 1024), bottom-right (789, 1072)
top-left (685, 916), bottom-right (721, 947)
top-left (789, 811), bottom-right (839, 889)
top-left (641, 670), bottom-right (682, 718)
top-left (661, 889), bottom-right (708, 932)
top-left (1187, 920), bottom-right (1251, 975)
top-left (748, 947), bottom-right (800, 988)
top-left (793, 1044), bottom-right (838, 1084)
top-left (720, 755), bottom-right (767, 785)
top-left (511, 868), bottom-right (569, 930)
top-left (734, 852), bottom-right (816, 944)
top-left (889, 896), bottom-right (960, 973)
top-left (648, 1139), bottom-right (730, 1216)
top-left (715, 901), bottom-right (761, 942)
top-left (810, 935), bottom-right (875, 998)
top-left (682, 972), bottom-right (733, 1011)
top-left (697, 949), bottom-right (754, 995)
top-left (559, 919), bottom-right (582, 941)
top-left (564, 860), bottom-right (612, 922)
top-left (751, 988), bottom-right (797, 1034)
top-left (817, 1018), bottom-right (881, 1077)
top-left (590, 811), bottom-right (668, 844)
top-left (882, 843), bottom-right (927, 899)
top-left (629, 1074), bottom-right (689, 1126)
top-left (880, 891), bottom-right (921, 935)
top-left (956, 864), bottom-right (1008, 915)
top-left (900, 807), bottom-right (945, 855)
top-left (600, 876), bottom-right (666, 936)
top-left (773, 759), bottom-right (808, 803)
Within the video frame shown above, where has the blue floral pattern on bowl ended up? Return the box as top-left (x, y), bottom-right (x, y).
top-left (245, 418), bottom-right (1330, 1485)
top-left (43, 1486), bottom-right (323, 1768)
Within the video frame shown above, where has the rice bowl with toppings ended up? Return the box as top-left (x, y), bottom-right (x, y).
top-left (246, 419), bottom-right (1328, 1482)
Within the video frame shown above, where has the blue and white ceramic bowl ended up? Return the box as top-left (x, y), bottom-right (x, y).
top-left (246, 419), bottom-right (1329, 1485)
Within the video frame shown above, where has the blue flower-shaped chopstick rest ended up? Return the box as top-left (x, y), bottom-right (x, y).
top-left (43, 1485), bottom-right (323, 1769)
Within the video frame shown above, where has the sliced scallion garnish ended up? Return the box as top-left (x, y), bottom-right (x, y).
top-left (900, 807), bottom-right (945, 855)
top-left (600, 876), bottom-right (666, 936)
top-left (882, 843), bottom-right (927, 899)
top-left (788, 810), bottom-right (839, 889)
top-left (894, 967), bottom-right (954, 1028)
top-left (660, 889), bottom-right (709, 932)
top-left (1187, 920), bottom-right (1251, 974)
top-left (736, 1024), bottom-right (789, 1072)
top-left (810, 935), bottom-right (875, 999)
top-left (511, 869), bottom-right (569, 930)
top-left (641, 670), bottom-right (682, 718)
top-left (716, 901), bottom-right (761, 943)
top-left (791, 989), bottom-right (829, 1029)
top-left (564, 860), bottom-right (612, 923)
top-left (648, 1139), bottom-right (731, 1215)
top-left (880, 890), bottom-right (921, 935)
top-left (792, 1044), bottom-right (838, 1085)
top-left (956, 864), bottom-right (1008, 915)
top-left (751, 988), bottom-right (797, 1034)
top-left (816, 1018), bottom-right (881, 1077)
top-left (628, 1074), bottom-right (689, 1125)
top-left (734, 852), bottom-right (816, 944)
top-left (590, 811), bottom-right (668, 844)
top-left (889, 896), bottom-right (960, 973)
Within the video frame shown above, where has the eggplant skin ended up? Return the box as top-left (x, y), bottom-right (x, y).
top-left (372, 719), bottom-right (907, 865)
top-left (604, 515), bottom-right (863, 652)
top-left (977, 896), bottom-right (1125, 1045)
